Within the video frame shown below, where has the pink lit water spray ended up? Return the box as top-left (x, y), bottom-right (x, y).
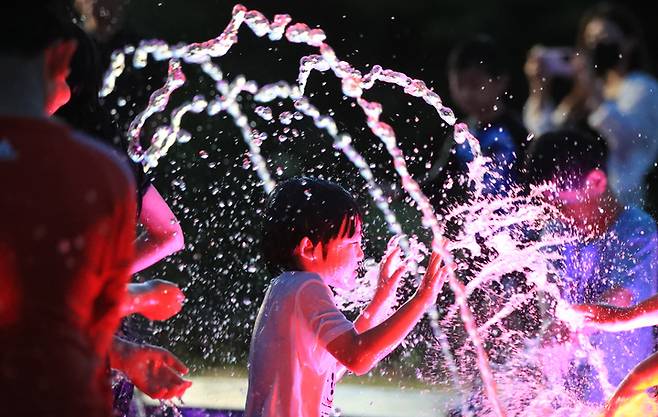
top-left (101, 5), bottom-right (618, 416)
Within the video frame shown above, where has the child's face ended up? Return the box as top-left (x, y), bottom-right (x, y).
top-left (319, 217), bottom-right (364, 291)
top-left (544, 170), bottom-right (607, 222)
top-left (448, 67), bottom-right (506, 119)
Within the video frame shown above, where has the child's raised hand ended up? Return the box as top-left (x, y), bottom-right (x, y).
top-left (376, 236), bottom-right (407, 298)
top-left (118, 341), bottom-right (192, 400)
top-left (416, 249), bottom-right (451, 305)
top-left (125, 279), bottom-right (185, 321)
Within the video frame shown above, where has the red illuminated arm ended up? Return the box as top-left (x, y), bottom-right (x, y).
top-left (574, 293), bottom-right (658, 333)
top-left (121, 185), bottom-right (186, 320)
top-left (131, 185), bottom-right (184, 274)
top-left (121, 279), bottom-right (185, 321)
top-left (110, 336), bottom-right (192, 400)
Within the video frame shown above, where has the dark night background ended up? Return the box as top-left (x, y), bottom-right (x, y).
top-left (88, 0), bottom-right (658, 383)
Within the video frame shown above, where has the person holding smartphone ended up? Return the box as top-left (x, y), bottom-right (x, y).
top-left (523, 2), bottom-right (658, 209)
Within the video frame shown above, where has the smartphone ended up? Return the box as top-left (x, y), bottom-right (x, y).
top-left (539, 47), bottom-right (574, 78)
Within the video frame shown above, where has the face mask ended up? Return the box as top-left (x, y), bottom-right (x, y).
top-left (589, 41), bottom-right (622, 76)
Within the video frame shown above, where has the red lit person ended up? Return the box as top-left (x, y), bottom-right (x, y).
top-left (0, 4), bottom-right (135, 417)
top-left (52, 19), bottom-right (187, 324)
top-left (245, 177), bottom-right (451, 417)
top-left (572, 296), bottom-right (658, 416)
top-left (52, 21), bottom-right (190, 405)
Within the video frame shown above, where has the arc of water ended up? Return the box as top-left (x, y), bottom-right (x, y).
top-left (530, 250), bottom-right (616, 398)
top-left (100, 5), bottom-right (288, 95)
top-left (125, 59), bottom-right (186, 164)
top-left (99, 4), bottom-right (509, 414)
top-left (575, 333), bottom-right (615, 397)
top-left (356, 96), bottom-right (506, 417)
top-left (441, 236), bottom-right (575, 327)
top-left (427, 305), bottom-right (474, 417)
top-left (199, 61), bottom-right (277, 194)
top-left (197, 60), bottom-right (410, 253)
top-left (288, 96), bottom-right (405, 237)
top-left (141, 95), bottom-right (209, 170)
top-left (477, 290), bottom-right (538, 338)
top-left (100, 49), bottom-right (126, 97)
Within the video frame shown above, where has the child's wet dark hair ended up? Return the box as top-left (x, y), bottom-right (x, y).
top-left (261, 177), bottom-right (363, 276)
top-left (522, 129), bottom-right (608, 189)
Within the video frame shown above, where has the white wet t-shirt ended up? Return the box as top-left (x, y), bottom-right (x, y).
top-left (245, 271), bottom-right (355, 417)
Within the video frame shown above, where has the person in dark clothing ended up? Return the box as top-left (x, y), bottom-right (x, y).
top-left (448, 34), bottom-right (528, 189)
top-left (425, 33), bottom-right (528, 204)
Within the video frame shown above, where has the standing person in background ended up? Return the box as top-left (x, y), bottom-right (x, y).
top-left (430, 36), bottom-right (533, 417)
top-left (524, 2), bottom-right (658, 209)
top-left (425, 34), bottom-right (528, 200)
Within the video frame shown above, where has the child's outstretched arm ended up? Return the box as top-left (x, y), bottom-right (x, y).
top-left (327, 251), bottom-right (449, 375)
top-left (120, 279), bottom-right (185, 321)
top-left (573, 293), bottom-right (658, 332)
top-left (603, 351), bottom-right (658, 417)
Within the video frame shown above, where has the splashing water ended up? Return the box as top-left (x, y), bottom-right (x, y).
top-left (334, 234), bottom-right (429, 314)
top-left (429, 159), bottom-right (624, 416)
top-left (101, 5), bottom-right (504, 414)
top-left (101, 4), bottom-right (634, 416)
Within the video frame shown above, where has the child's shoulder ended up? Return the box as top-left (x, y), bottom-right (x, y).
top-left (267, 271), bottom-right (330, 305)
top-left (276, 270), bottom-right (325, 285)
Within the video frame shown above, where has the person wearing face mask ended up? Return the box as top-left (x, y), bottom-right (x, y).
top-left (523, 2), bottom-right (658, 210)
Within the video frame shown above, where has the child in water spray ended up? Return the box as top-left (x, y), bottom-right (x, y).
top-left (524, 129), bottom-right (658, 407)
top-left (245, 177), bottom-right (451, 417)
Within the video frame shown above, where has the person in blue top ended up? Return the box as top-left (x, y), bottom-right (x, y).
top-left (447, 33), bottom-right (528, 193)
top-left (523, 128), bottom-right (658, 406)
top-left (424, 34), bottom-right (528, 205)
